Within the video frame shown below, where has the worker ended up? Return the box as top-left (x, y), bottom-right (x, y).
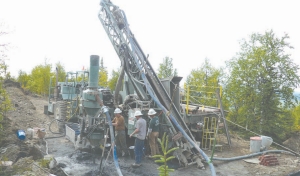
top-left (147, 109), bottom-right (160, 157)
top-left (129, 110), bottom-right (146, 167)
top-left (112, 108), bottom-right (128, 157)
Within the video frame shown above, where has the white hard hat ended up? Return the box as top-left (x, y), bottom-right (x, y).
top-left (134, 111), bottom-right (143, 117)
top-left (148, 109), bottom-right (156, 115)
top-left (114, 108), bottom-right (122, 114)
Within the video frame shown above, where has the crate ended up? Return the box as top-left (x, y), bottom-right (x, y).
top-left (65, 123), bottom-right (80, 145)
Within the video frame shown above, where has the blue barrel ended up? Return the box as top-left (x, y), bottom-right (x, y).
top-left (17, 130), bottom-right (26, 140)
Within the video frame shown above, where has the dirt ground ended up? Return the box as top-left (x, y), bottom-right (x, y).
top-left (1, 81), bottom-right (300, 176)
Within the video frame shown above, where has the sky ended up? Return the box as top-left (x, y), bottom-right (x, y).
top-left (0, 0), bottom-right (300, 89)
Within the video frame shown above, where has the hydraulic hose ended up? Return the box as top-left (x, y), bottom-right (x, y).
top-left (122, 15), bottom-right (216, 174)
top-left (46, 119), bottom-right (66, 139)
top-left (102, 106), bottom-right (123, 176)
top-left (212, 150), bottom-right (295, 161)
top-left (142, 74), bottom-right (216, 175)
top-left (119, 13), bottom-right (216, 175)
top-left (99, 2), bottom-right (215, 175)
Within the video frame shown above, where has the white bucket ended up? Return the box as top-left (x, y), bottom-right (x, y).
top-left (250, 136), bottom-right (262, 153)
top-left (261, 136), bottom-right (273, 149)
top-left (27, 128), bottom-right (34, 139)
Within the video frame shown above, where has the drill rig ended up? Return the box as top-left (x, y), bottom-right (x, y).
top-left (98, 0), bottom-right (217, 174)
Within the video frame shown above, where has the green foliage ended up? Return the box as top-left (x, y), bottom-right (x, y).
top-left (0, 87), bottom-right (12, 125)
top-left (17, 70), bottom-right (30, 88)
top-left (38, 158), bottom-right (51, 168)
top-left (157, 57), bottom-right (178, 79)
top-left (185, 58), bottom-right (224, 107)
top-left (0, 22), bottom-right (11, 129)
top-left (152, 132), bottom-right (179, 176)
top-left (291, 104), bottom-right (300, 132)
top-left (108, 69), bottom-right (120, 90)
top-left (26, 62), bottom-right (53, 96)
top-left (99, 58), bottom-right (108, 87)
top-left (224, 30), bottom-right (300, 141)
top-left (55, 62), bottom-right (67, 83)
top-left (76, 72), bottom-right (89, 82)
top-left (0, 65), bottom-right (12, 128)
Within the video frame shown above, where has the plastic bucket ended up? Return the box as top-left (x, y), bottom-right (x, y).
top-left (17, 130), bottom-right (26, 140)
top-left (27, 128), bottom-right (34, 139)
top-left (261, 136), bottom-right (273, 149)
top-left (250, 136), bottom-right (262, 153)
top-left (129, 146), bottom-right (135, 159)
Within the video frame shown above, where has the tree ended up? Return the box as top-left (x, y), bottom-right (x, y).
top-left (17, 70), bottom-right (30, 88)
top-left (152, 132), bottom-right (179, 176)
top-left (27, 61), bottom-right (53, 96)
top-left (55, 62), bottom-right (67, 83)
top-left (99, 58), bottom-right (108, 87)
top-left (291, 104), bottom-right (300, 132)
top-left (224, 30), bottom-right (300, 141)
top-left (185, 58), bottom-right (223, 107)
top-left (108, 69), bottom-right (120, 90)
top-left (0, 21), bottom-right (12, 126)
top-left (157, 57), bottom-right (178, 79)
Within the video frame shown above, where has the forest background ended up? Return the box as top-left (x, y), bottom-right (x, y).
top-left (1, 28), bottom-right (300, 145)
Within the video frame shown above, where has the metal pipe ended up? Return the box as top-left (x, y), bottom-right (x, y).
top-left (89, 55), bottom-right (100, 88)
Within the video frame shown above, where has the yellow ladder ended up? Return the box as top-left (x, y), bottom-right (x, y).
top-left (202, 117), bottom-right (217, 150)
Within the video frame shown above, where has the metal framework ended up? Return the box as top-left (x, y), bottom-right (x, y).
top-left (98, 0), bottom-right (194, 140)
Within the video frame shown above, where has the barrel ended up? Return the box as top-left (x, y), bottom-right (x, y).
top-left (17, 130), bottom-right (26, 140)
top-left (250, 136), bottom-right (262, 153)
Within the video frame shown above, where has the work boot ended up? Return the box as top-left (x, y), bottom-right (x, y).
top-left (131, 163), bottom-right (141, 168)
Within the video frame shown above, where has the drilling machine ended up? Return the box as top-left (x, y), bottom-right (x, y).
top-left (46, 55), bottom-right (115, 150)
top-left (97, 0), bottom-right (219, 169)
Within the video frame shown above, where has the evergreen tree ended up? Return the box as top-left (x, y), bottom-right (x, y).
top-left (99, 58), bottom-right (108, 87)
top-left (157, 57), bottom-right (178, 79)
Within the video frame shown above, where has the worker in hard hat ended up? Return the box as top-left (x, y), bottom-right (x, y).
top-left (147, 109), bottom-right (160, 157)
top-left (112, 108), bottom-right (128, 157)
top-left (130, 110), bottom-right (146, 167)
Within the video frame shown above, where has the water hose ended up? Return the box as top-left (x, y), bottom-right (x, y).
top-left (102, 106), bottom-right (123, 176)
top-left (212, 150), bottom-right (295, 161)
top-left (99, 2), bottom-right (215, 175)
top-left (124, 39), bottom-right (216, 175)
top-left (116, 9), bottom-right (216, 175)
